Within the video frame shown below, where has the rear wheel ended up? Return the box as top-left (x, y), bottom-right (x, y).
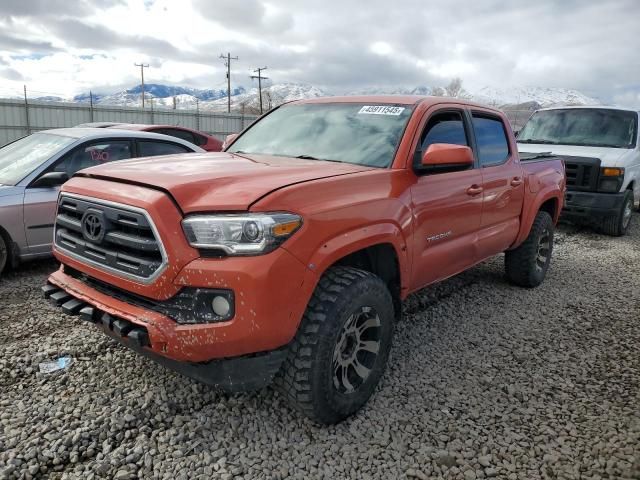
top-left (601, 190), bottom-right (633, 236)
top-left (505, 211), bottom-right (554, 288)
top-left (275, 266), bottom-right (394, 424)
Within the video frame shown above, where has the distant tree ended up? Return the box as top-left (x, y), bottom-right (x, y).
top-left (445, 77), bottom-right (464, 98)
top-left (263, 89), bottom-right (285, 111)
top-left (431, 86), bottom-right (446, 97)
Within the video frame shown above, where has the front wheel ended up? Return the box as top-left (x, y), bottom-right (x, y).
top-left (505, 211), bottom-right (554, 288)
top-left (275, 266), bottom-right (394, 424)
top-left (601, 190), bottom-right (633, 236)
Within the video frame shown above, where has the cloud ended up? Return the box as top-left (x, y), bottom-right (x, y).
top-left (0, 32), bottom-right (59, 53)
top-left (2, 0), bottom-right (125, 17)
top-left (0, 0), bottom-right (637, 104)
top-left (0, 67), bottom-right (24, 81)
top-left (194, 0), bottom-right (293, 34)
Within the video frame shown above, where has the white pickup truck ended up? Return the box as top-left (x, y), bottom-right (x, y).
top-left (517, 106), bottom-right (639, 236)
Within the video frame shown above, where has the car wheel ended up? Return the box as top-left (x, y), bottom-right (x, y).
top-left (601, 190), bottom-right (633, 237)
top-left (275, 266), bottom-right (394, 424)
top-left (505, 211), bottom-right (554, 288)
top-left (0, 234), bottom-right (7, 276)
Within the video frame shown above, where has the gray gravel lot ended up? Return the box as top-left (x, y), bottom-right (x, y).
top-left (1, 218), bottom-right (639, 480)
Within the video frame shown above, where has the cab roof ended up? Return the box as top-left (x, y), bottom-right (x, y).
top-left (37, 128), bottom-right (204, 150)
top-left (290, 95), bottom-right (501, 112)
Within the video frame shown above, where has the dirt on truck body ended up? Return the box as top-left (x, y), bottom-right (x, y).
top-left (44, 96), bottom-right (566, 423)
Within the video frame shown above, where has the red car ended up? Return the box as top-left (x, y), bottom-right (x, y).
top-left (108, 124), bottom-right (223, 152)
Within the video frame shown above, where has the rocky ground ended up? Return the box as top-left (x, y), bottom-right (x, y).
top-left (0, 217), bottom-right (638, 480)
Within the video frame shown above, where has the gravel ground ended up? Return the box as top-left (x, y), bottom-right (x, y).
top-left (1, 217), bottom-right (639, 480)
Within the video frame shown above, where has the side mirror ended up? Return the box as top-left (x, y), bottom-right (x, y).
top-left (420, 143), bottom-right (474, 171)
top-left (31, 171), bottom-right (69, 188)
top-left (514, 130), bottom-right (520, 138)
top-left (222, 133), bottom-right (239, 150)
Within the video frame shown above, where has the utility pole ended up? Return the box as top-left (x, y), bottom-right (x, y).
top-left (219, 52), bottom-right (238, 113)
top-left (195, 98), bottom-right (200, 131)
top-left (250, 66), bottom-right (268, 114)
top-left (89, 90), bottom-right (94, 122)
top-left (134, 62), bottom-right (149, 108)
top-left (23, 85), bottom-right (31, 135)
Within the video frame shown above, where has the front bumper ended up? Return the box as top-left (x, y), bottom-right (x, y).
top-left (43, 280), bottom-right (287, 392)
top-left (45, 246), bottom-right (317, 389)
top-left (562, 190), bottom-right (625, 221)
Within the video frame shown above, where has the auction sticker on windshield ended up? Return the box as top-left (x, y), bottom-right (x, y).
top-left (358, 105), bottom-right (405, 115)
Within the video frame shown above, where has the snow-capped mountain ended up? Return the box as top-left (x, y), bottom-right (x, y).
top-left (72, 83), bottom-right (246, 108)
top-left (202, 83), bottom-right (326, 112)
top-left (470, 86), bottom-right (601, 107)
top-left (40, 82), bottom-right (601, 111)
top-left (347, 86), bottom-right (433, 96)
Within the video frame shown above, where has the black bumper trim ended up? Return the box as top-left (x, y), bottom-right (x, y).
top-left (43, 281), bottom-right (287, 393)
top-left (562, 190), bottom-right (626, 220)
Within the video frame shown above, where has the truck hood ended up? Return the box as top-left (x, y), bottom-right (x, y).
top-left (517, 143), bottom-right (629, 167)
top-left (77, 152), bottom-right (373, 212)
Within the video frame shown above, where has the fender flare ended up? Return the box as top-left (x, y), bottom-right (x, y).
top-left (512, 188), bottom-right (562, 248)
top-left (290, 222), bottom-right (411, 313)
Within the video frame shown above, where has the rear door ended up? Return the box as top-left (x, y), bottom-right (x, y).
top-left (23, 138), bottom-right (134, 252)
top-left (135, 139), bottom-right (194, 157)
top-left (151, 127), bottom-right (197, 145)
top-left (471, 111), bottom-right (525, 258)
top-left (409, 106), bottom-right (484, 289)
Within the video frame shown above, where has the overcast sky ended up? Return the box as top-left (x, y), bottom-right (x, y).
top-left (0, 0), bottom-right (638, 106)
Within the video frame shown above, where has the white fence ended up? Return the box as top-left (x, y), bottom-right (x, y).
top-left (0, 98), bottom-right (258, 146)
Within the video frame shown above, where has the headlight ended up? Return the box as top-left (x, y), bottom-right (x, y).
top-left (182, 213), bottom-right (302, 255)
top-left (598, 167), bottom-right (624, 193)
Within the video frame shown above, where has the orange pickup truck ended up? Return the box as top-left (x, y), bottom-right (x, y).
top-left (44, 96), bottom-right (565, 423)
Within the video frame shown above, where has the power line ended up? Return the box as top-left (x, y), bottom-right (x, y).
top-left (134, 62), bottom-right (150, 108)
top-left (250, 66), bottom-right (269, 114)
top-left (219, 52), bottom-right (238, 113)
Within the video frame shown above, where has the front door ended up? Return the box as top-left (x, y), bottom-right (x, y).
top-left (409, 108), bottom-right (484, 290)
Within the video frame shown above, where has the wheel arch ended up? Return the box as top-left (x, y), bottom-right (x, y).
top-left (512, 190), bottom-right (562, 249)
top-left (298, 223), bottom-right (410, 321)
top-left (0, 224), bottom-right (16, 269)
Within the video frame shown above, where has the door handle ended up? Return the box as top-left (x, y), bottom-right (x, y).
top-left (511, 177), bottom-right (523, 187)
top-left (466, 185), bottom-right (483, 196)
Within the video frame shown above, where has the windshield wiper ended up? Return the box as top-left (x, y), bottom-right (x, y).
top-left (517, 139), bottom-right (558, 144)
top-left (295, 155), bottom-right (343, 163)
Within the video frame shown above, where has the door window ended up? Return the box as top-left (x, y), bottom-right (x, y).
top-left (138, 141), bottom-right (192, 157)
top-left (155, 128), bottom-right (196, 144)
top-left (421, 111), bottom-right (469, 151)
top-left (472, 115), bottom-right (510, 166)
top-left (53, 140), bottom-right (132, 176)
top-left (416, 111), bottom-right (470, 170)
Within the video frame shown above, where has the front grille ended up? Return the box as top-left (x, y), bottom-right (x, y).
top-left (54, 194), bottom-right (166, 282)
top-left (562, 155), bottom-right (601, 192)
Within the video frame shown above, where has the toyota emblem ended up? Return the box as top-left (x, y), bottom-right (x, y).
top-left (82, 212), bottom-right (104, 242)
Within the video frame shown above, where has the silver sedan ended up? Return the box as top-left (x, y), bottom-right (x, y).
top-left (0, 128), bottom-right (204, 275)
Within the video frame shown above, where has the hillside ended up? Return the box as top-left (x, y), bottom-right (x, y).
top-left (33, 82), bottom-right (602, 112)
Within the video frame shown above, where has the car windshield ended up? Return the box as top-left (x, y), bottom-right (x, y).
top-left (227, 103), bottom-right (413, 168)
top-left (0, 133), bottom-right (75, 185)
top-left (517, 108), bottom-right (638, 149)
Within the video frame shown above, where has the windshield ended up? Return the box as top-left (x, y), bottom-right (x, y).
top-left (228, 103), bottom-right (413, 168)
top-left (0, 133), bottom-right (75, 185)
top-left (518, 108), bottom-right (638, 148)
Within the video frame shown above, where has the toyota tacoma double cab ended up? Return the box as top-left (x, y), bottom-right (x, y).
top-left (44, 96), bottom-right (565, 424)
top-left (518, 106), bottom-right (640, 236)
